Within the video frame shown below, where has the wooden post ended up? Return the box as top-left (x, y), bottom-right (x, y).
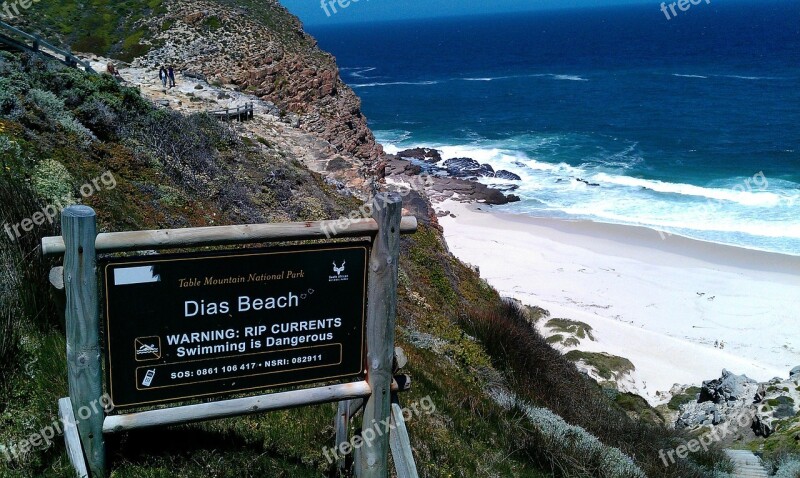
top-left (42, 217), bottom-right (418, 257)
top-left (104, 381), bottom-right (374, 433)
top-left (58, 397), bottom-right (89, 478)
top-left (62, 206), bottom-right (105, 477)
top-left (389, 395), bottom-right (420, 478)
top-left (358, 193), bottom-right (402, 478)
top-left (335, 400), bottom-right (351, 476)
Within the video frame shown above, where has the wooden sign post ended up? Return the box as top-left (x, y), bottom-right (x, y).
top-left (45, 193), bottom-right (418, 478)
top-left (360, 195), bottom-right (401, 478)
top-left (62, 206), bottom-right (105, 477)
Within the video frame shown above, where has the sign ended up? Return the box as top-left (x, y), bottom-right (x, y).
top-left (102, 244), bottom-right (369, 408)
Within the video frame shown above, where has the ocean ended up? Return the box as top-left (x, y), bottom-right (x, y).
top-left (307, 0), bottom-right (800, 255)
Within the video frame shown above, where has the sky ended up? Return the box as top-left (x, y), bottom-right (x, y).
top-left (279, 0), bottom-right (652, 25)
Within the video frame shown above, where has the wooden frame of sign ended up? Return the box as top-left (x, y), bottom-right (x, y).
top-left (42, 193), bottom-right (419, 478)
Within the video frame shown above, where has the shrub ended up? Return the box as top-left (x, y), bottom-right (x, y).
top-left (668, 386), bottom-right (702, 411)
top-left (546, 318), bottom-right (595, 340)
top-left (0, 134), bottom-right (25, 175)
top-left (520, 402), bottom-right (646, 477)
top-left (27, 88), bottom-right (95, 142)
top-left (0, 78), bottom-right (25, 118)
top-left (459, 301), bottom-right (734, 477)
top-left (32, 158), bottom-right (75, 206)
top-left (76, 98), bottom-right (119, 140)
top-left (565, 350), bottom-right (635, 380)
top-left (774, 456), bottom-right (800, 478)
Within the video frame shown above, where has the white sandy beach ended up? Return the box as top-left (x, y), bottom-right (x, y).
top-left (437, 199), bottom-right (800, 404)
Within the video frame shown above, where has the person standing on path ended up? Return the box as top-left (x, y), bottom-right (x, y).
top-left (159, 66), bottom-right (168, 88)
top-left (167, 65), bottom-right (176, 88)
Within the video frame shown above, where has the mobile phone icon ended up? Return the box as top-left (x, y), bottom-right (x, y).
top-left (142, 369), bottom-right (156, 387)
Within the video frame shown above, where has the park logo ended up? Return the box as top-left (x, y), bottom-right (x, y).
top-left (329, 260), bottom-right (349, 282)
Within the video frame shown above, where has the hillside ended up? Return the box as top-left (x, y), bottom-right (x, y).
top-left (10, 0), bottom-right (382, 169)
top-left (0, 2), bottom-right (742, 477)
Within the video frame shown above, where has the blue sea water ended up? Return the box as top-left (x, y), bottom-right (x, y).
top-left (307, 1), bottom-right (800, 255)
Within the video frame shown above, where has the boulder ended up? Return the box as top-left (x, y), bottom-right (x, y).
top-left (397, 148), bottom-right (442, 163)
top-left (755, 384), bottom-right (767, 403)
top-left (443, 158), bottom-right (494, 178)
top-left (753, 414), bottom-right (773, 437)
top-left (184, 11), bottom-right (206, 24)
top-left (494, 170), bottom-right (522, 181)
top-left (790, 365), bottom-right (800, 379)
top-left (699, 369), bottom-right (758, 404)
top-left (183, 70), bottom-right (207, 82)
top-left (676, 401), bottom-right (719, 429)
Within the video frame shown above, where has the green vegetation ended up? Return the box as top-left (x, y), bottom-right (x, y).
top-left (768, 396), bottom-right (796, 407)
top-left (459, 302), bottom-right (731, 477)
top-left (546, 318), bottom-right (595, 341)
top-left (668, 386), bottom-right (702, 411)
top-left (203, 15), bottom-right (222, 31)
top-left (16, 0), bottom-right (166, 61)
top-left (544, 318), bottom-right (595, 347)
top-left (564, 350), bottom-right (635, 381)
top-left (615, 393), bottom-right (666, 426)
top-left (525, 305), bottom-right (550, 323)
top-left (19, 0), bottom-right (320, 63)
top-left (546, 334), bottom-right (565, 344)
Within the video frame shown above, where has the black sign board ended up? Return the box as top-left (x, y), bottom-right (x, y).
top-left (102, 244), bottom-right (368, 408)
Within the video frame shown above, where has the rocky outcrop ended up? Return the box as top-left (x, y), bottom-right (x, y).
top-left (676, 368), bottom-right (800, 440)
top-left (429, 177), bottom-right (520, 205)
top-left (386, 146), bottom-right (524, 204)
top-left (385, 157), bottom-right (521, 205)
top-left (495, 170), bottom-right (522, 181)
top-left (699, 369), bottom-right (759, 404)
top-left (396, 147), bottom-right (523, 181)
top-left (442, 157), bottom-right (495, 179)
top-left (676, 401), bottom-right (724, 428)
top-left (397, 147), bottom-right (442, 163)
top-left (132, 0), bottom-right (382, 172)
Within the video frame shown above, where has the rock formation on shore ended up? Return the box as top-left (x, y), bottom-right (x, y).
top-left (675, 368), bottom-right (800, 443)
top-left (382, 147), bottom-right (522, 205)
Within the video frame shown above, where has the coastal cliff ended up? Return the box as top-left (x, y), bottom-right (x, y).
top-left (11, 0), bottom-right (382, 171)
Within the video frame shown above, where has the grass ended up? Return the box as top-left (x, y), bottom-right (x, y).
top-left (458, 301), bottom-right (733, 477)
top-left (15, 1), bottom-right (165, 61)
top-left (15, 0), bottom-right (318, 64)
top-left (768, 396), bottom-right (796, 407)
top-left (545, 318), bottom-right (595, 341)
top-left (668, 386), bottom-right (702, 411)
top-left (564, 350), bottom-right (635, 381)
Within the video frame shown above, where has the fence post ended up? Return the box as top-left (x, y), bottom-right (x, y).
top-left (62, 205), bottom-right (106, 477)
top-left (358, 193), bottom-right (402, 478)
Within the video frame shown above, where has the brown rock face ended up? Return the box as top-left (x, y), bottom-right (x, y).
top-left (135, 0), bottom-right (383, 171)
